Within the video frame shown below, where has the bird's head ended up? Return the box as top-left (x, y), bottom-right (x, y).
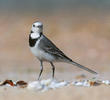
top-left (31, 21), bottom-right (43, 33)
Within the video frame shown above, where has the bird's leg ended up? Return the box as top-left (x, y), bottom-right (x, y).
top-left (50, 62), bottom-right (55, 79)
top-left (38, 60), bottom-right (43, 80)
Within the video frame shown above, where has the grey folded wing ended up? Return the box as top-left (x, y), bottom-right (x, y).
top-left (39, 35), bottom-right (71, 61)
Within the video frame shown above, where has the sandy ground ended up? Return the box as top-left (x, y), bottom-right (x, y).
top-left (0, 85), bottom-right (110, 100)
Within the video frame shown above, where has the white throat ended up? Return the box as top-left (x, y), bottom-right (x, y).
top-left (31, 33), bottom-right (40, 39)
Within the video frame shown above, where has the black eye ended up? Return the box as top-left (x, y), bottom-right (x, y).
top-left (33, 25), bottom-right (35, 27)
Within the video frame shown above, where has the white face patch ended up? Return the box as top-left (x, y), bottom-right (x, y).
top-left (31, 33), bottom-right (40, 39)
top-left (31, 25), bottom-right (43, 33)
top-left (31, 22), bottom-right (43, 33)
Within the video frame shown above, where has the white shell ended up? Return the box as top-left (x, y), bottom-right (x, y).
top-left (102, 80), bottom-right (110, 85)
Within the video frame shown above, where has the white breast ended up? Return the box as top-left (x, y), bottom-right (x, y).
top-left (30, 38), bottom-right (55, 62)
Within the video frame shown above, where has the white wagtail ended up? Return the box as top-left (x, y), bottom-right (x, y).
top-left (29, 21), bottom-right (97, 80)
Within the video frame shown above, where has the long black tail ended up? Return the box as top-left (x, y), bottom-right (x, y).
top-left (70, 60), bottom-right (97, 74)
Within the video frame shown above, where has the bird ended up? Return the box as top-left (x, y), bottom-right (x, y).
top-left (29, 21), bottom-right (97, 80)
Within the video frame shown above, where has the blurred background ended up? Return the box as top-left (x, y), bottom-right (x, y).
top-left (0, 0), bottom-right (110, 81)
